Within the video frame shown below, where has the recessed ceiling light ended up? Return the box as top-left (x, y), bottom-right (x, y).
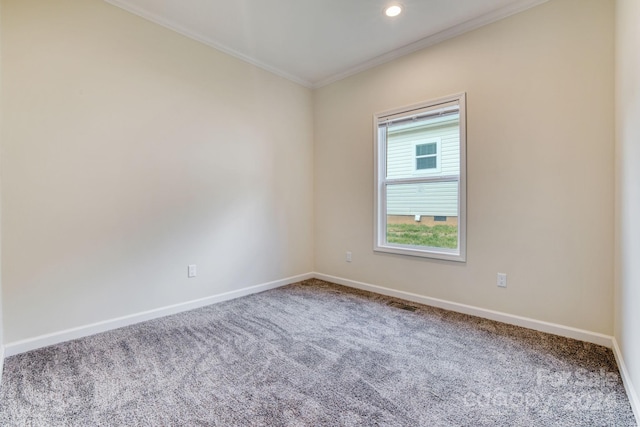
top-left (385, 5), bottom-right (402, 17)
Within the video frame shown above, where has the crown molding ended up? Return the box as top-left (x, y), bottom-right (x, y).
top-left (103, 0), bottom-right (314, 88)
top-left (104, 0), bottom-right (549, 90)
top-left (311, 0), bottom-right (549, 88)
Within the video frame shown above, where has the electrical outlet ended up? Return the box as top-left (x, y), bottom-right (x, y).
top-left (497, 273), bottom-right (507, 288)
top-left (188, 264), bottom-right (197, 278)
top-left (346, 251), bottom-right (352, 262)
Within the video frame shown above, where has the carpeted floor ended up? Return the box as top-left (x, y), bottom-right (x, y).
top-left (0, 279), bottom-right (636, 426)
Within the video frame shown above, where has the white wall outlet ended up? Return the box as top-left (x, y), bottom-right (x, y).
top-left (346, 251), bottom-right (352, 262)
top-left (497, 273), bottom-right (507, 288)
top-left (188, 264), bottom-right (197, 278)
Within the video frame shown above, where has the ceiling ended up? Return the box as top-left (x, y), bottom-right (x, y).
top-left (104, 0), bottom-right (548, 88)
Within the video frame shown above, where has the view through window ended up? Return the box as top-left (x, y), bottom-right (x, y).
top-left (374, 93), bottom-right (466, 261)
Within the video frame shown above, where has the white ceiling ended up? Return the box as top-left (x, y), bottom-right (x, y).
top-left (104, 0), bottom-right (548, 88)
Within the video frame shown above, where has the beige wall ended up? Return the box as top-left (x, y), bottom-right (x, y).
top-left (615, 0), bottom-right (640, 412)
top-left (1, 0), bottom-right (314, 343)
top-left (314, 0), bottom-right (615, 334)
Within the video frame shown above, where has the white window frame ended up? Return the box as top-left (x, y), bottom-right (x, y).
top-left (413, 139), bottom-right (441, 174)
top-left (373, 93), bottom-right (467, 262)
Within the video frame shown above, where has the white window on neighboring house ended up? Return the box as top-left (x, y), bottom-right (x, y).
top-left (374, 93), bottom-right (467, 262)
top-left (416, 142), bottom-right (437, 169)
top-left (414, 140), bottom-right (441, 173)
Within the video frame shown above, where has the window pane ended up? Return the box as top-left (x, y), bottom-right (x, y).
top-left (375, 93), bottom-right (465, 261)
top-left (386, 113), bottom-right (459, 180)
top-left (385, 181), bottom-right (459, 249)
top-left (416, 143), bottom-right (437, 156)
top-left (416, 156), bottom-right (436, 170)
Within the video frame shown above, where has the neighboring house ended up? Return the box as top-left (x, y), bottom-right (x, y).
top-left (386, 114), bottom-right (460, 222)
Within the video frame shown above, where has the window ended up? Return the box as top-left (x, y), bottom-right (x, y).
top-left (374, 93), bottom-right (466, 261)
top-left (416, 142), bottom-right (437, 170)
top-left (413, 139), bottom-right (441, 174)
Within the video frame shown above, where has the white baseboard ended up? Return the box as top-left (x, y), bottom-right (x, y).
top-left (0, 270), bottom-right (615, 357)
top-left (314, 273), bottom-right (614, 348)
top-left (4, 273), bottom-right (314, 357)
top-left (0, 344), bottom-right (5, 385)
top-left (612, 338), bottom-right (640, 424)
top-left (2, 271), bottom-right (633, 421)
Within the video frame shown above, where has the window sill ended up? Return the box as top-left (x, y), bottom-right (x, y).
top-left (374, 243), bottom-right (466, 262)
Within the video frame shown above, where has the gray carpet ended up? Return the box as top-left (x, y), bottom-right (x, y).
top-left (0, 279), bottom-right (636, 426)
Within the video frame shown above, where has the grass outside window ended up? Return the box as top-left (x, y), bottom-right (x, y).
top-left (386, 223), bottom-right (458, 249)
